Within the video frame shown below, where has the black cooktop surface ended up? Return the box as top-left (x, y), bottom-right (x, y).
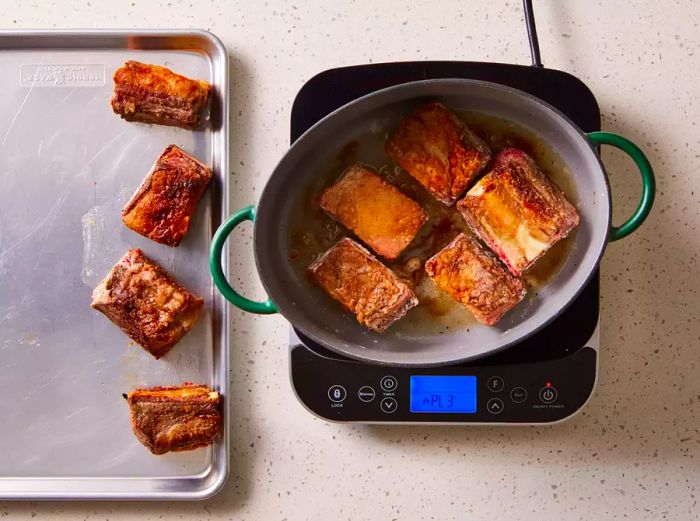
top-left (290, 60), bottom-right (601, 367)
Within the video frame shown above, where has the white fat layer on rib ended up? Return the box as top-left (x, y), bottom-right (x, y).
top-left (467, 182), bottom-right (485, 197)
top-left (515, 223), bottom-right (549, 261)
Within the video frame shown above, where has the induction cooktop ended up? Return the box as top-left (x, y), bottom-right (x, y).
top-left (288, 4), bottom-right (601, 424)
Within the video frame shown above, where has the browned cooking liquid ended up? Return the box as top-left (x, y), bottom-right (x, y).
top-left (287, 111), bottom-right (577, 335)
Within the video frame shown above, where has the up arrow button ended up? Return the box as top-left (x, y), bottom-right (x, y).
top-left (486, 398), bottom-right (504, 415)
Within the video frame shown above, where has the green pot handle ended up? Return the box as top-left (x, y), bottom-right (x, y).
top-left (587, 131), bottom-right (655, 241)
top-left (210, 205), bottom-right (278, 314)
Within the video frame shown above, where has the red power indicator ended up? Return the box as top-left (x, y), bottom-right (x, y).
top-left (546, 382), bottom-right (552, 388)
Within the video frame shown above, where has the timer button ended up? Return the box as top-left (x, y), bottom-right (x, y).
top-left (380, 397), bottom-right (398, 414)
top-left (357, 386), bottom-right (376, 402)
top-left (539, 386), bottom-right (558, 404)
top-left (510, 387), bottom-right (527, 403)
top-left (486, 398), bottom-right (504, 415)
top-left (328, 385), bottom-right (347, 403)
top-left (380, 375), bottom-right (398, 392)
top-left (487, 376), bottom-right (504, 393)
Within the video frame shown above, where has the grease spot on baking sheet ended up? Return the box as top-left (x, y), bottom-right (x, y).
top-left (81, 205), bottom-right (120, 287)
top-left (121, 344), bottom-right (149, 390)
top-left (19, 331), bottom-right (40, 346)
top-left (81, 206), bottom-right (104, 286)
top-left (119, 182), bottom-right (135, 205)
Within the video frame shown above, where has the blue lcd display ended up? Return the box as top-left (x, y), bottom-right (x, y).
top-left (410, 375), bottom-right (477, 413)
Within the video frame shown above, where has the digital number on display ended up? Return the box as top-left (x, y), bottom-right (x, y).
top-left (409, 375), bottom-right (477, 414)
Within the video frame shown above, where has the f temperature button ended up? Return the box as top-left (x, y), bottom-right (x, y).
top-left (328, 385), bottom-right (347, 403)
top-left (487, 376), bottom-right (504, 393)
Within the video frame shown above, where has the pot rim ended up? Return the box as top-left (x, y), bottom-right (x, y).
top-left (253, 78), bottom-right (612, 367)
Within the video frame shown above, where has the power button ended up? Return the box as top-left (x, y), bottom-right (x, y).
top-left (539, 386), bottom-right (558, 404)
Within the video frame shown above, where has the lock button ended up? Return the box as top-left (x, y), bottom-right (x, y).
top-left (328, 385), bottom-right (347, 403)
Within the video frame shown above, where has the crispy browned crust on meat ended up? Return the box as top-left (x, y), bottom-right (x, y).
top-left (122, 145), bottom-right (212, 247)
top-left (91, 249), bottom-right (203, 358)
top-left (111, 61), bottom-right (211, 129)
top-left (425, 233), bottom-right (526, 325)
top-left (308, 238), bottom-right (418, 332)
top-left (457, 148), bottom-right (579, 276)
top-left (126, 384), bottom-right (220, 455)
top-left (319, 164), bottom-right (427, 260)
top-left (386, 101), bottom-right (491, 205)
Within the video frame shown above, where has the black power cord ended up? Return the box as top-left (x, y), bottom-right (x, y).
top-left (523, 0), bottom-right (544, 67)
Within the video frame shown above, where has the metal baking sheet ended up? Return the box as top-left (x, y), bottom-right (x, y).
top-left (0, 30), bottom-right (229, 499)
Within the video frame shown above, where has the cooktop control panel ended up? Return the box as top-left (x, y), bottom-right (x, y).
top-left (290, 343), bottom-right (597, 424)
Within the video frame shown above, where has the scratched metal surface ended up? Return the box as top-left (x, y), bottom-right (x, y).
top-left (0, 31), bottom-right (229, 499)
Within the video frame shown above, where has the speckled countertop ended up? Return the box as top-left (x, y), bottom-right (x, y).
top-left (1, 0), bottom-right (698, 519)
